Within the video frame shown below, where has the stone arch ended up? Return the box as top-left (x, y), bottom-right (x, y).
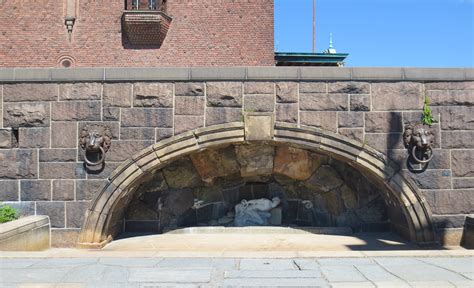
top-left (78, 121), bottom-right (436, 248)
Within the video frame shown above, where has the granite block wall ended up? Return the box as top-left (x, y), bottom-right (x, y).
top-left (0, 68), bottom-right (472, 246)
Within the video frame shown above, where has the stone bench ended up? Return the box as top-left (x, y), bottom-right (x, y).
top-left (0, 215), bottom-right (50, 251)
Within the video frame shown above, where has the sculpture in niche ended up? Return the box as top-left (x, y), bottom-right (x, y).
top-left (403, 122), bottom-right (435, 165)
top-left (79, 125), bottom-right (112, 166)
top-left (234, 197), bottom-right (281, 226)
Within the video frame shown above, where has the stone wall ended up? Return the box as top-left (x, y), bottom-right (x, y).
top-left (0, 67), bottom-right (472, 246)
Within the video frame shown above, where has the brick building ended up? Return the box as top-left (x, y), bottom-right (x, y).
top-left (0, 0), bottom-right (274, 67)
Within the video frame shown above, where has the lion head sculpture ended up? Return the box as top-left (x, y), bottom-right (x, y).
top-left (403, 122), bottom-right (435, 165)
top-left (79, 125), bottom-right (112, 154)
top-left (403, 122), bottom-right (435, 149)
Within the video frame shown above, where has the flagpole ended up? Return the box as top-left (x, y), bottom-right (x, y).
top-left (313, 0), bottom-right (316, 53)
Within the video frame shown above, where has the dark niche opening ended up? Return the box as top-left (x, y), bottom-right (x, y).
top-left (118, 144), bottom-right (399, 237)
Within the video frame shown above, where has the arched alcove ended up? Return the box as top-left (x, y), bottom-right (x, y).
top-left (78, 122), bottom-right (435, 248)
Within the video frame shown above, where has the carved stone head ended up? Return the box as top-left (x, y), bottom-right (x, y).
top-left (79, 125), bottom-right (112, 153)
top-left (403, 122), bottom-right (435, 149)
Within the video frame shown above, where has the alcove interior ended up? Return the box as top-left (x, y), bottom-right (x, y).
top-left (108, 143), bottom-right (409, 240)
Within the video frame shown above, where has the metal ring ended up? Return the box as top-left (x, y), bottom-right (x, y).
top-left (83, 146), bottom-right (106, 166)
top-left (411, 145), bottom-right (433, 164)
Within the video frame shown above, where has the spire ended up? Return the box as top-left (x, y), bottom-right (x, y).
top-left (323, 33), bottom-right (337, 54)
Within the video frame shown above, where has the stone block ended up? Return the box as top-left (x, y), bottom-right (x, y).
top-left (351, 68), bottom-right (404, 80)
top-left (0, 129), bottom-right (12, 148)
top-left (0, 149), bottom-right (37, 179)
top-left (51, 101), bottom-right (101, 121)
top-left (364, 133), bottom-right (404, 151)
top-left (305, 165), bottom-right (344, 192)
top-left (439, 106), bottom-right (474, 130)
top-left (300, 111), bottom-right (337, 132)
top-left (3, 83), bottom-right (58, 102)
top-left (432, 215), bottom-right (467, 229)
top-left (66, 201), bottom-right (90, 228)
top-left (86, 161), bottom-right (121, 179)
top-left (190, 147), bottom-right (240, 183)
top-left (350, 94), bottom-right (371, 111)
top-left (453, 178), bottom-right (474, 189)
top-left (235, 144), bottom-right (274, 179)
top-left (133, 83), bottom-right (173, 108)
top-left (423, 189), bottom-right (474, 214)
top-left (39, 162), bottom-right (83, 179)
top-left (102, 107), bottom-right (120, 121)
top-left (273, 146), bottom-right (317, 180)
top-left (244, 94), bottom-right (275, 112)
top-left (76, 180), bottom-right (107, 201)
top-left (328, 81), bottom-right (370, 94)
top-left (425, 81), bottom-right (474, 90)
top-left (105, 140), bottom-right (153, 162)
top-left (0, 180), bottom-right (19, 201)
top-left (51, 229), bottom-right (80, 248)
top-left (244, 82), bottom-right (274, 94)
top-left (162, 159), bottom-right (202, 189)
top-left (59, 83), bottom-right (101, 100)
top-left (20, 180), bottom-right (51, 201)
top-left (175, 96), bottom-right (205, 115)
top-left (174, 115), bottom-right (204, 135)
top-left (300, 93), bottom-right (348, 111)
top-left (276, 103), bottom-right (298, 123)
top-left (106, 67), bottom-right (189, 81)
top-left (191, 67), bottom-right (246, 80)
top-left (365, 112), bottom-right (402, 133)
top-left (121, 108), bottom-right (173, 127)
top-left (52, 180), bottom-right (75, 201)
top-left (205, 107), bottom-right (242, 126)
top-left (276, 82), bottom-right (298, 103)
top-left (120, 127), bottom-right (155, 140)
top-left (338, 112), bottom-right (364, 128)
top-left (0, 215), bottom-right (50, 251)
top-left (3, 102), bottom-right (50, 127)
top-left (407, 169), bottom-right (452, 189)
top-left (18, 127), bottom-right (50, 148)
top-left (51, 122), bottom-right (77, 148)
top-left (247, 67), bottom-right (299, 80)
top-left (339, 128), bottom-right (364, 143)
top-left (372, 82), bottom-right (423, 111)
top-left (36, 201), bottom-right (65, 228)
top-left (206, 82), bottom-right (242, 107)
top-left (441, 131), bottom-right (474, 148)
top-left (39, 149), bottom-right (76, 162)
top-left (428, 90), bottom-right (474, 106)
top-left (451, 150), bottom-right (474, 177)
top-left (5, 201), bottom-right (35, 217)
top-left (299, 82), bottom-right (326, 93)
top-left (387, 149), bottom-right (450, 170)
top-left (103, 83), bottom-right (132, 107)
top-left (156, 128), bottom-right (174, 141)
top-left (175, 82), bottom-right (204, 96)
top-left (244, 113), bottom-right (274, 141)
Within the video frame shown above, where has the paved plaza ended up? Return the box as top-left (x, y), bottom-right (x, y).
top-left (0, 254), bottom-right (472, 287)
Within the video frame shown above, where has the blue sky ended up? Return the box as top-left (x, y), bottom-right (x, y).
top-left (275, 0), bottom-right (474, 67)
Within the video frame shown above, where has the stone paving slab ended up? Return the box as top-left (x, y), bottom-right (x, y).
top-left (0, 256), bottom-right (472, 287)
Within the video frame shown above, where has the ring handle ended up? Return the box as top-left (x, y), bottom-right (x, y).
top-left (411, 145), bottom-right (433, 164)
top-left (83, 146), bottom-right (106, 166)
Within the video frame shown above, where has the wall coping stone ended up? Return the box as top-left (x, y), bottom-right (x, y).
top-left (0, 215), bottom-right (50, 241)
top-left (0, 67), bottom-right (472, 83)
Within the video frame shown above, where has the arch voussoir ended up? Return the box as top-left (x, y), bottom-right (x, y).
top-left (79, 122), bottom-right (436, 248)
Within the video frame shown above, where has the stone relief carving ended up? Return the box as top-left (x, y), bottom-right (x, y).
top-left (234, 197), bottom-right (281, 226)
top-left (403, 122), bottom-right (435, 165)
top-left (79, 125), bottom-right (112, 166)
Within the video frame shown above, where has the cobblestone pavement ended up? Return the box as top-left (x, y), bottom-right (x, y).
top-left (0, 256), bottom-right (473, 287)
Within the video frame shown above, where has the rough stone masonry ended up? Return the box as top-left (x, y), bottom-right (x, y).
top-left (0, 67), bottom-right (472, 247)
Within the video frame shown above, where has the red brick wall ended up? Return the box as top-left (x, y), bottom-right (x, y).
top-left (0, 0), bottom-right (274, 67)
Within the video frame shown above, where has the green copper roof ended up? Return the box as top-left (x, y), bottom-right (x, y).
top-left (275, 52), bottom-right (349, 67)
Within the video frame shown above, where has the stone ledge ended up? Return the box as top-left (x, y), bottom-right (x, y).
top-left (0, 215), bottom-right (50, 251)
top-left (0, 67), bottom-right (472, 82)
